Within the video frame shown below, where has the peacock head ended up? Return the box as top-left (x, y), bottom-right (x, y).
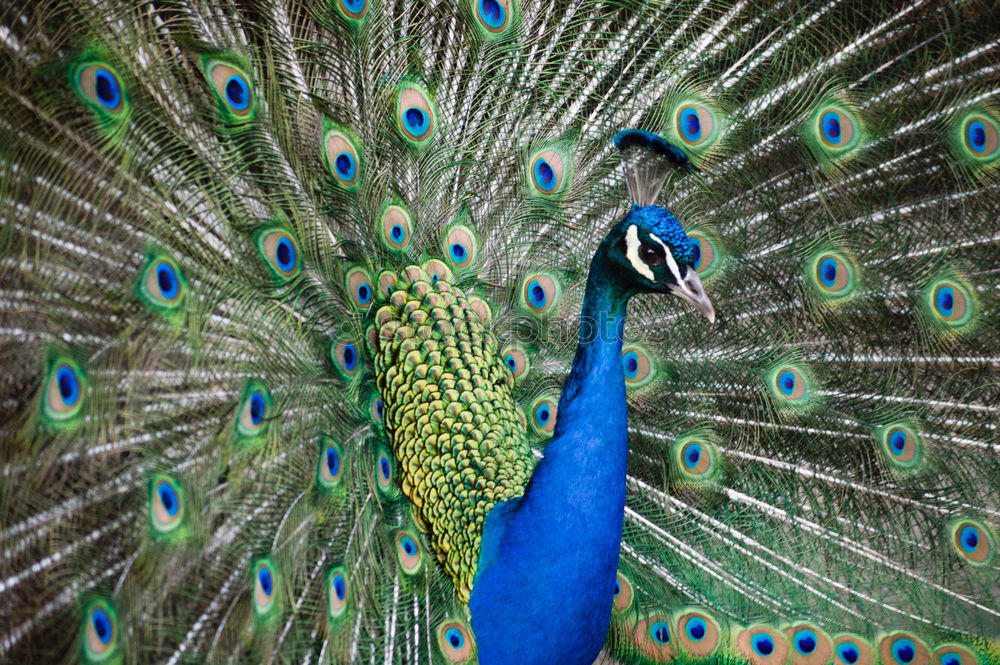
top-left (603, 204), bottom-right (714, 323)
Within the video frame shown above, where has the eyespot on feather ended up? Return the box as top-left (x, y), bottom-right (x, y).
top-left (688, 231), bottom-right (719, 279)
top-left (256, 228), bottom-right (301, 281)
top-left (673, 435), bottom-right (716, 480)
top-left (138, 253), bottom-right (186, 311)
top-left (82, 599), bottom-right (119, 664)
top-left (236, 382), bottom-right (271, 440)
top-left (43, 357), bottom-right (86, 425)
top-left (331, 338), bottom-right (361, 378)
top-left (336, 0), bottom-right (368, 21)
top-left (612, 572), bottom-right (634, 612)
top-left (833, 635), bottom-right (875, 665)
top-left (375, 447), bottom-right (394, 493)
top-left (632, 614), bottom-right (676, 662)
top-left (318, 438), bottom-right (344, 490)
top-left (950, 519), bottom-right (993, 565)
top-left (323, 126), bottom-right (362, 188)
top-left (377, 270), bottom-right (399, 300)
top-left (444, 226), bottom-right (479, 268)
top-left (327, 566), bottom-right (349, 619)
top-left (738, 626), bottom-right (790, 665)
top-left (877, 422), bottom-right (922, 469)
top-left (622, 345), bottom-right (654, 388)
top-left (926, 279), bottom-right (973, 328)
top-left (394, 530), bottom-right (423, 574)
top-left (437, 620), bottom-right (474, 662)
top-left (396, 83), bottom-right (437, 144)
top-left (675, 609), bottom-right (721, 658)
top-left (500, 345), bottom-right (529, 381)
top-left (528, 148), bottom-right (568, 195)
top-left (521, 273), bottom-right (560, 316)
top-left (960, 113), bottom-right (999, 160)
top-left (369, 394), bottom-right (384, 425)
top-left (422, 259), bottom-right (452, 285)
top-left (675, 102), bottom-right (718, 147)
top-left (204, 59), bottom-right (255, 119)
top-left (879, 632), bottom-right (929, 665)
top-left (766, 362), bottom-right (813, 406)
top-left (809, 250), bottom-right (856, 299)
top-left (785, 624), bottom-right (832, 665)
top-left (252, 559), bottom-right (278, 616)
top-left (933, 644), bottom-right (978, 665)
top-left (345, 267), bottom-right (374, 309)
top-left (380, 204), bottom-right (413, 251)
top-left (529, 396), bottom-right (557, 436)
top-left (149, 475), bottom-right (184, 535)
top-left (73, 61), bottom-right (127, 116)
top-left (473, 0), bottom-right (514, 35)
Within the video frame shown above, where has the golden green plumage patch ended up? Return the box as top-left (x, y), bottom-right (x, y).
top-left (370, 264), bottom-right (533, 602)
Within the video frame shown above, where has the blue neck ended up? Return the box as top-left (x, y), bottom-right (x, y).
top-left (469, 252), bottom-right (632, 665)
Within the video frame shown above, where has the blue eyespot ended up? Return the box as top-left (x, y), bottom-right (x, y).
top-left (794, 629), bottom-right (817, 655)
top-left (623, 350), bottom-right (639, 380)
top-left (967, 120), bottom-right (987, 154)
top-left (941, 655), bottom-right (961, 665)
top-left (533, 159), bottom-right (557, 192)
top-left (837, 643), bottom-right (860, 664)
top-left (258, 566), bottom-right (273, 596)
top-left (445, 627), bottom-right (464, 649)
top-left (326, 446), bottom-right (340, 477)
top-left (56, 365), bottom-right (80, 406)
top-left (892, 638), bottom-right (916, 664)
top-left (450, 243), bottom-right (466, 262)
top-left (391, 225), bottom-right (405, 241)
top-left (527, 280), bottom-right (546, 308)
top-left (356, 284), bottom-right (371, 305)
top-left (822, 111), bottom-right (842, 145)
top-left (375, 399), bottom-right (383, 420)
top-left (249, 391), bottom-right (265, 426)
top-left (94, 68), bottom-right (121, 110)
top-left (889, 430), bottom-right (907, 455)
top-left (403, 107), bottom-right (430, 137)
top-left (691, 240), bottom-right (702, 269)
top-left (225, 74), bottom-right (250, 111)
top-left (751, 633), bottom-right (775, 657)
top-left (335, 152), bottom-right (356, 180)
top-left (650, 621), bottom-right (670, 645)
top-left (535, 403), bottom-right (550, 425)
top-left (778, 370), bottom-right (796, 396)
top-left (960, 525), bottom-right (979, 553)
top-left (505, 355), bottom-right (517, 371)
top-left (478, 0), bottom-right (506, 28)
top-left (332, 572), bottom-right (346, 599)
top-left (613, 579), bottom-right (621, 596)
top-left (400, 535), bottom-right (417, 556)
top-left (935, 285), bottom-right (955, 317)
top-left (685, 617), bottom-right (707, 641)
top-left (158, 482), bottom-right (179, 516)
top-left (154, 262), bottom-right (179, 300)
top-left (91, 607), bottom-right (112, 644)
top-left (343, 343), bottom-right (357, 371)
top-left (818, 257), bottom-right (839, 288)
top-left (684, 442), bottom-right (702, 470)
top-left (679, 107), bottom-right (702, 142)
top-left (379, 454), bottom-right (391, 480)
top-left (273, 236), bottom-right (295, 273)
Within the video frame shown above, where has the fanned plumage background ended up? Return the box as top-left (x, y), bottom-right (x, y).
top-left (1, 0), bottom-right (998, 663)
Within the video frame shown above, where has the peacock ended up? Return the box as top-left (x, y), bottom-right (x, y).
top-left (1, 0), bottom-right (998, 664)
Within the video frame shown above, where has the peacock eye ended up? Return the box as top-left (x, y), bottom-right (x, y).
top-left (640, 243), bottom-right (665, 266)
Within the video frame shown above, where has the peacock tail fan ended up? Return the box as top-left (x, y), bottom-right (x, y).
top-left (1, 1), bottom-right (998, 664)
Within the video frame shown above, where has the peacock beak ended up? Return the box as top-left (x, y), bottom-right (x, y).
top-left (667, 268), bottom-right (715, 323)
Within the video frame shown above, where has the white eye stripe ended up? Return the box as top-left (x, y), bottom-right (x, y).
top-left (625, 225), bottom-right (655, 280)
top-left (652, 234), bottom-right (684, 285)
